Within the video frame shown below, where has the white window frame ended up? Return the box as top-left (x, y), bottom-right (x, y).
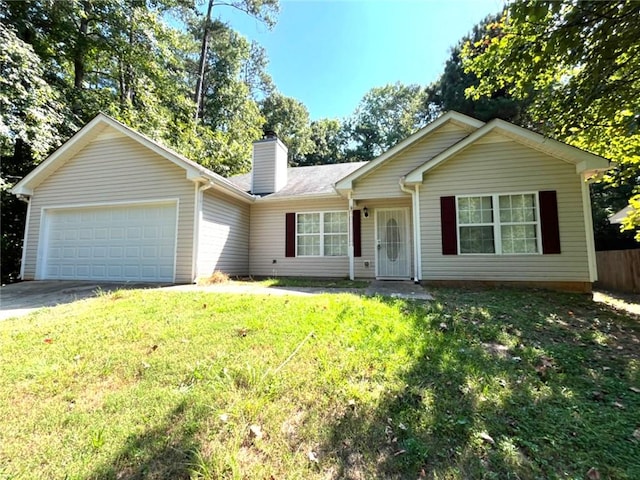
top-left (455, 192), bottom-right (542, 255)
top-left (296, 211), bottom-right (348, 257)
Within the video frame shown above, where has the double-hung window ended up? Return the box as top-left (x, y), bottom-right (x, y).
top-left (457, 193), bottom-right (540, 254)
top-left (296, 211), bottom-right (348, 256)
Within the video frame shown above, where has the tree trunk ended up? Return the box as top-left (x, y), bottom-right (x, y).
top-left (194, 0), bottom-right (214, 121)
top-left (72, 1), bottom-right (91, 115)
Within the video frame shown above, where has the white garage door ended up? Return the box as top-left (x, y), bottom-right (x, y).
top-left (41, 202), bottom-right (177, 282)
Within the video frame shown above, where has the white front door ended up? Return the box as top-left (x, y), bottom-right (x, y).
top-left (375, 208), bottom-right (410, 279)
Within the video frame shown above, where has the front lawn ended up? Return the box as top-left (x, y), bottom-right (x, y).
top-left (0, 288), bottom-right (638, 479)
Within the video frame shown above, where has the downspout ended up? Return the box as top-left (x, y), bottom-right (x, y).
top-left (414, 184), bottom-right (422, 280)
top-left (348, 192), bottom-right (355, 281)
top-left (580, 174), bottom-right (598, 283)
top-left (399, 178), bottom-right (420, 283)
top-left (18, 195), bottom-right (32, 280)
top-left (192, 181), bottom-right (213, 283)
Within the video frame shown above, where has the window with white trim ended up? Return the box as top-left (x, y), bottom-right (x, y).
top-left (297, 211), bottom-right (348, 256)
top-left (457, 193), bottom-right (540, 254)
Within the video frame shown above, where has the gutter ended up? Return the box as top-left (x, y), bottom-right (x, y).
top-left (253, 192), bottom-right (342, 203)
top-left (198, 174), bottom-right (255, 203)
top-left (399, 178), bottom-right (421, 283)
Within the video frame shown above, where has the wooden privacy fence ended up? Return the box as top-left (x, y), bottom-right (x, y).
top-left (595, 249), bottom-right (640, 293)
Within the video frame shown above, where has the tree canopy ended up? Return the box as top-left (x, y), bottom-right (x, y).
top-left (260, 92), bottom-right (313, 165)
top-left (462, 0), bottom-right (640, 239)
top-left (344, 83), bottom-right (427, 161)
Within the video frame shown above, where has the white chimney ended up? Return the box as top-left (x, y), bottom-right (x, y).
top-left (251, 131), bottom-right (288, 194)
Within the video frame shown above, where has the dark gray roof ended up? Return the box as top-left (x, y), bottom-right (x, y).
top-left (229, 162), bottom-right (367, 198)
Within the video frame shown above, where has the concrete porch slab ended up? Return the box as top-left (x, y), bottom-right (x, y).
top-left (365, 280), bottom-right (434, 300)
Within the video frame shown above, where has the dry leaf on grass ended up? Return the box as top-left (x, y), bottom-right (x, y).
top-left (249, 424), bottom-right (263, 440)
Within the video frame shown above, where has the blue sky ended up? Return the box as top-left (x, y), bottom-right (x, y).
top-left (217, 0), bottom-right (505, 120)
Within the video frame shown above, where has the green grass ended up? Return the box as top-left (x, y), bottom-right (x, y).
top-left (0, 288), bottom-right (639, 479)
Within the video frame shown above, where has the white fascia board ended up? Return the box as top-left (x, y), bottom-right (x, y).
top-left (334, 111), bottom-right (484, 190)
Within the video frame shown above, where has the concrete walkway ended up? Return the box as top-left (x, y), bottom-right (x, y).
top-left (0, 279), bottom-right (433, 321)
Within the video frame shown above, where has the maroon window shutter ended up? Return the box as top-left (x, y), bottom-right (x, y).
top-left (440, 196), bottom-right (458, 255)
top-left (285, 213), bottom-right (296, 257)
top-left (353, 210), bottom-right (362, 257)
top-left (539, 190), bottom-right (561, 254)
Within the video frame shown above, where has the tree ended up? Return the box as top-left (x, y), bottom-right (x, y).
top-left (424, 13), bottom-right (528, 124)
top-left (193, 0), bottom-right (278, 120)
top-left (260, 92), bottom-right (313, 165)
top-left (299, 119), bottom-right (347, 166)
top-left (462, 0), bottom-right (640, 240)
top-left (345, 83), bottom-right (427, 161)
top-left (181, 21), bottom-right (266, 175)
top-left (0, 23), bottom-right (71, 283)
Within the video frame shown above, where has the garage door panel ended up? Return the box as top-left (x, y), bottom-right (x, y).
top-left (127, 227), bottom-right (142, 239)
top-left (42, 202), bottom-right (177, 282)
top-left (92, 265), bottom-right (107, 277)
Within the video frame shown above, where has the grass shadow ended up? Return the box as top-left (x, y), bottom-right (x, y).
top-left (89, 400), bottom-right (201, 480)
top-left (319, 288), bottom-right (640, 479)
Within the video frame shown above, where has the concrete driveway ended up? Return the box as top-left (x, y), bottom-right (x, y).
top-left (0, 281), bottom-right (166, 321)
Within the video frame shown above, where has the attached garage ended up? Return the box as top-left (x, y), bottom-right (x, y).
top-left (38, 201), bottom-right (178, 282)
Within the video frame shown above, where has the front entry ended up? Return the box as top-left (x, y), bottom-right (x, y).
top-left (375, 208), bottom-right (410, 279)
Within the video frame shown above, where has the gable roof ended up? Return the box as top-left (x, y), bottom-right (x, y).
top-left (334, 111), bottom-right (484, 191)
top-left (11, 113), bottom-right (254, 202)
top-left (404, 118), bottom-right (610, 184)
top-left (230, 162), bottom-right (366, 200)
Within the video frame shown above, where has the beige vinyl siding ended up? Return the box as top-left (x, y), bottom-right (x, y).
top-left (353, 123), bottom-right (470, 199)
top-left (419, 136), bottom-right (590, 282)
top-left (23, 132), bottom-right (196, 283)
top-left (354, 198), bottom-right (412, 279)
top-left (197, 189), bottom-right (249, 277)
top-left (249, 197), bottom-right (351, 277)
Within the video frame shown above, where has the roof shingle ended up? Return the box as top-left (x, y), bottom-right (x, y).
top-left (229, 162), bottom-right (367, 198)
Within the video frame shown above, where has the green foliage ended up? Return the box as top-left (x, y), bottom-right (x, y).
top-left (462, 0), bottom-right (640, 240)
top-left (300, 118), bottom-right (348, 166)
top-left (0, 23), bottom-right (70, 160)
top-left (344, 82), bottom-right (427, 161)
